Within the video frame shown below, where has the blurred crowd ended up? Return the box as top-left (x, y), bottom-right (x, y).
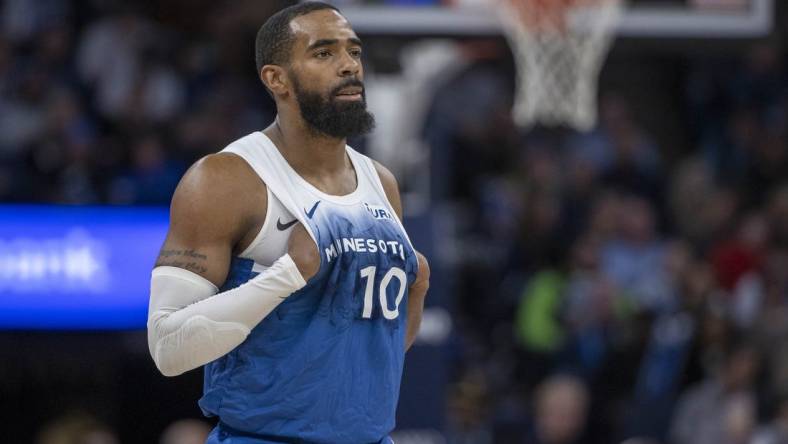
top-left (0, 0), bottom-right (288, 204)
top-left (36, 413), bottom-right (210, 444)
top-left (2, 0), bottom-right (787, 443)
top-left (435, 37), bottom-right (788, 444)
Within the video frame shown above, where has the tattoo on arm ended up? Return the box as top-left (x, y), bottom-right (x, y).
top-left (156, 249), bottom-right (209, 274)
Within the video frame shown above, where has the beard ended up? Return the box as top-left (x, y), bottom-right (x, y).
top-left (291, 75), bottom-right (376, 139)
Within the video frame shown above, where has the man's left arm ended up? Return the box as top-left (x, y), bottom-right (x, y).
top-left (373, 161), bottom-right (431, 352)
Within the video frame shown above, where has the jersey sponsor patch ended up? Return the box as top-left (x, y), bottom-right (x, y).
top-left (364, 203), bottom-right (394, 221)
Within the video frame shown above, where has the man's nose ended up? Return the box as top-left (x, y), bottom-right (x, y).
top-left (338, 51), bottom-right (360, 77)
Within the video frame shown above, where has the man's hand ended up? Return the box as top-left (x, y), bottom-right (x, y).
top-left (287, 223), bottom-right (320, 281)
top-left (405, 251), bottom-right (430, 351)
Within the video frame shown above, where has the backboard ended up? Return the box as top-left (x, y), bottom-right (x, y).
top-left (336, 0), bottom-right (773, 37)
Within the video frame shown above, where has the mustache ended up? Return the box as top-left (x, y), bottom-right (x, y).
top-left (330, 79), bottom-right (365, 97)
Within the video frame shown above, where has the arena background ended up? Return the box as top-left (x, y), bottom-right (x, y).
top-left (0, 1), bottom-right (787, 443)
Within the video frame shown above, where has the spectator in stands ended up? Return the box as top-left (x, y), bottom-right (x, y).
top-left (669, 341), bottom-right (761, 444)
top-left (159, 419), bottom-right (211, 444)
top-left (36, 412), bottom-right (119, 444)
top-left (600, 195), bottom-right (674, 313)
top-left (108, 133), bottom-right (184, 204)
top-left (526, 375), bottom-right (590, 444)
top-left (752, 395), bottom-right (788, 444)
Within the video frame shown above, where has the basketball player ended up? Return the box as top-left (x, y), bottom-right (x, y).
top-left (146, 2), bottom-right (430, 443)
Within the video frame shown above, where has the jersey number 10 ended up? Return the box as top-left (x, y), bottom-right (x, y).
top-left (359, 266), bottom-right (407, 320)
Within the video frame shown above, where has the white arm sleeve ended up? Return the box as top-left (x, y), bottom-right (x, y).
top-left (147, 254), bottom-right (307, 377)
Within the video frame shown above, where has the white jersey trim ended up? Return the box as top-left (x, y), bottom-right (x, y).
top-left (238, 184), bottom-right (274, 259)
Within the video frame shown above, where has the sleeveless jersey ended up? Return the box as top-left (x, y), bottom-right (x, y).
top-left (199, 132), bottom-right (418, 443)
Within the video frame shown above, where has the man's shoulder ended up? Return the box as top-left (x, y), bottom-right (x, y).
top-left (188, 152), bottom-right (257, 186)
top-left (192, 131), bottom-right (268, 181)
top-left (167, 151), bottom-right (266, 241)
top-left (343, 144), bottom-right (397, 187)
top-left (356, 154), bottom-right (402, 218)
top-left (174, 150), bottom-right (265, 213)
top-left (369, 158), bottom-right (399, 195)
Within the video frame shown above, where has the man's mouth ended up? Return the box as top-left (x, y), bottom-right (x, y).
top-left (335, 86), bottom-right (363, 101)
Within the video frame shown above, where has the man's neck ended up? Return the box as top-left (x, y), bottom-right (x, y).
top-left (264, 115), bottom-right (348, 178)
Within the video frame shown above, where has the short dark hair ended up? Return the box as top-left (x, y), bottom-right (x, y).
top-left (255, 2), bottom-right (341, 73)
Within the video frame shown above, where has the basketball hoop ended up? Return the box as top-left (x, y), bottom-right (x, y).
top-left (498, 0), bottom-right (623, 131)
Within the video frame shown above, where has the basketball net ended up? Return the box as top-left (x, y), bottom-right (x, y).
top-left (498, 0), bottom-right (623, 131)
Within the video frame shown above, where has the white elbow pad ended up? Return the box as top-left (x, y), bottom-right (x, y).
top-left (151, 314), bottom-right (250, 378)
top-left (147, 254), bottom-right (307, 376)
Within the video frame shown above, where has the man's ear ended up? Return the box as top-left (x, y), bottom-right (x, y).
top-left (260, 65), bottom-right (289, 97)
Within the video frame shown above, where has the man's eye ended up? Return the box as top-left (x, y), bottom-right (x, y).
top-left (349, 49), bottom-right (362, 58)
top-left (315, 50), bottom-right (331, 58)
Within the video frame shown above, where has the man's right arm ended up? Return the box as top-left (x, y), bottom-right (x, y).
top-left (147, 154), bottom-right (319, 377)
top-left (154, 153), bottom-right (254, 287)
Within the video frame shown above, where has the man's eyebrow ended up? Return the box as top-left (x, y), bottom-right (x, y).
top-left (306, 39), bottom-right (338, 51)
top-left (306, 37), bottom-right (363, 51)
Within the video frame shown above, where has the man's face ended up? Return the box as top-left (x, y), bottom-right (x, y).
top-left (286, 10), bottom-right (375, 139)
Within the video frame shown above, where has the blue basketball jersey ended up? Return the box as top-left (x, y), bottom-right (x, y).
top-left (199, 132), bottom-right (418, 443)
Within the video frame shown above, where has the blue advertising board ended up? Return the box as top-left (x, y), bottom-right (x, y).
top-left (0, 205), bottom-right (168, 329)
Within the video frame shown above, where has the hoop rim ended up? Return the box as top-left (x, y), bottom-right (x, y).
top-left (500, 0), bottom-right (621, 34)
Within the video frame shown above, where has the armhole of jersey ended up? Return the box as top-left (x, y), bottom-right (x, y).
top-left (222, 134), bottom-right (319, 249)
top-left (238, 186), bottom-right (276, 258)
top-left (220, 148), bottom-right (273, 259)
top-left (361, 155), bottom-right (416, 253)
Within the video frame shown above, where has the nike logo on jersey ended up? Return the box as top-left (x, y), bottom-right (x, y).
top-left (305, 201), bottom-right (321, 219)
top-left (277, 218), bottom-right (298, 231)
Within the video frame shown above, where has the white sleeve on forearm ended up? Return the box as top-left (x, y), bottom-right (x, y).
top-left (147, 254), bottom-right (307, 377)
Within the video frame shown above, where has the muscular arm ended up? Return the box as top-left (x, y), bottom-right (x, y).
top-left (373, 161), bottom-right (431, 352)
top-left (155, 153), bottom-right (263, 287)
top-left (147, 154), bottom-right (318, 377)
